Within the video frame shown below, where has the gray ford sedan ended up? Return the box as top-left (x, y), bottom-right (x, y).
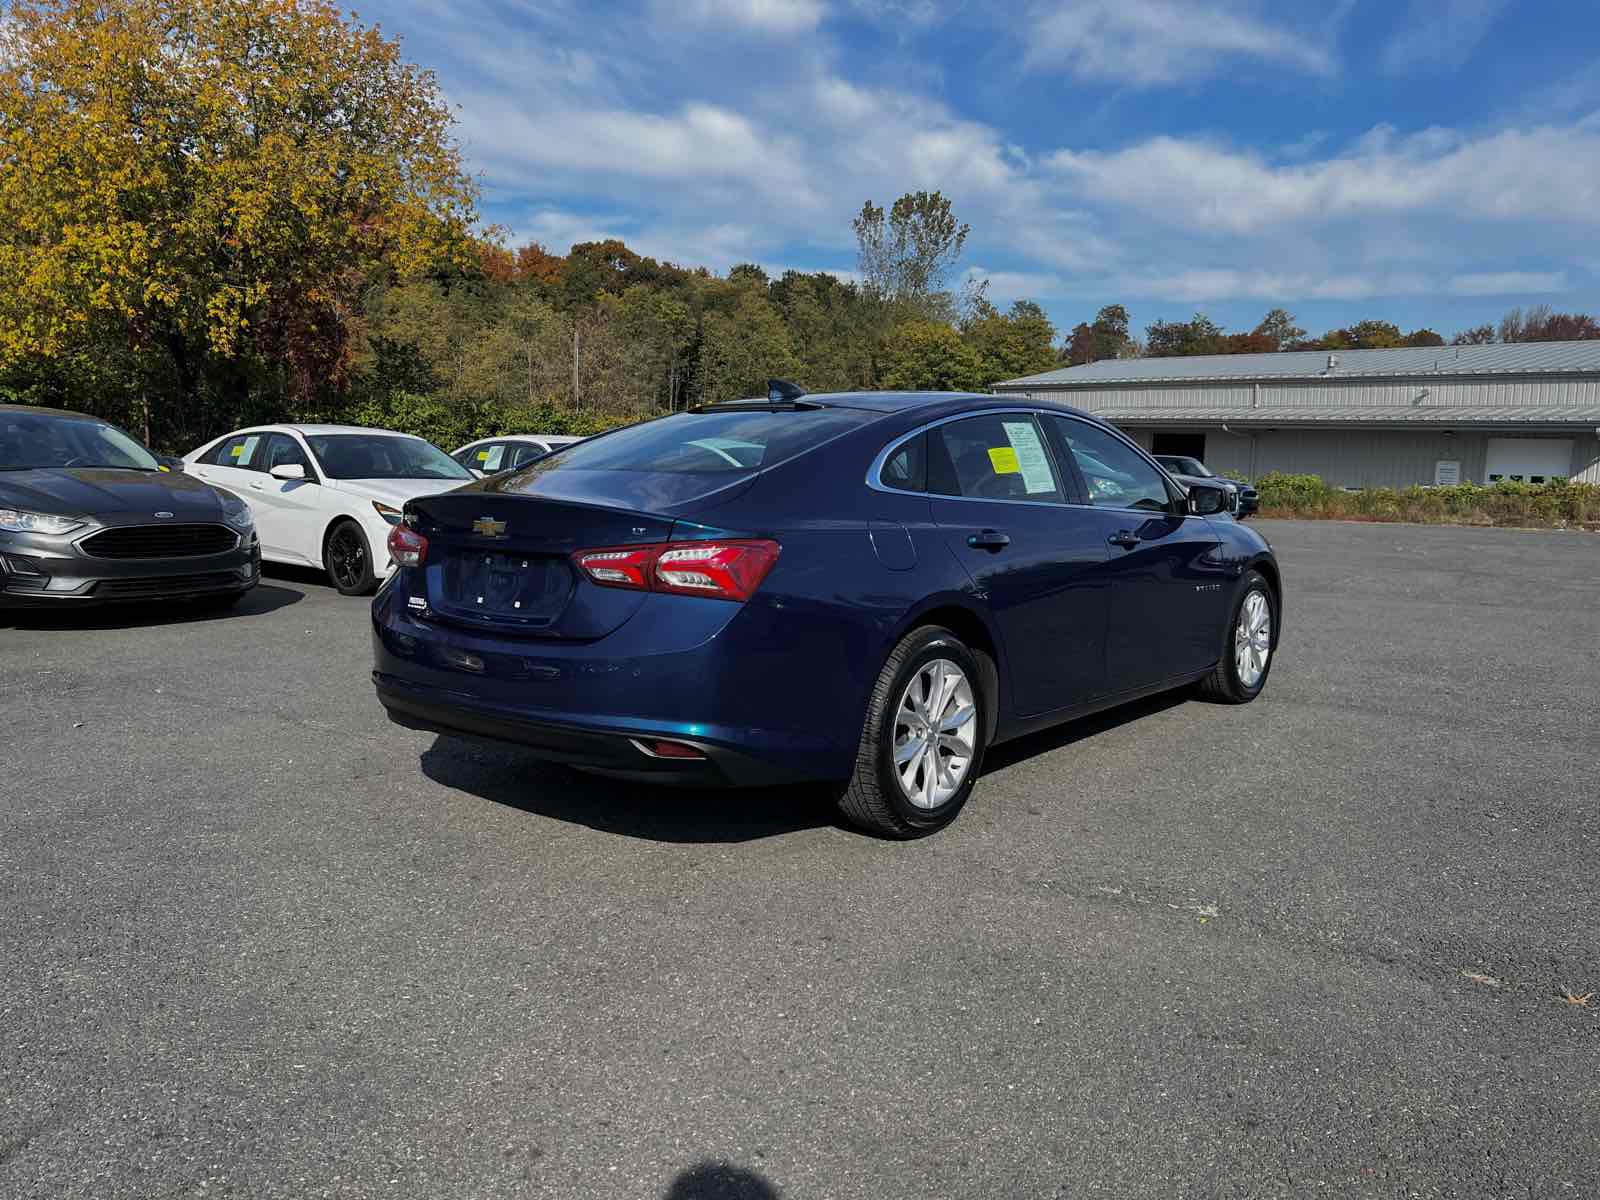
top-left (0, 404), bottom-right (259, 608)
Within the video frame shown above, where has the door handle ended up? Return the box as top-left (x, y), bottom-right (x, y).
top-left (249, 480), bottom-right (265, 490)
top-left (967, 530), bottom-right (1010, 551)
top-left (1109, 531), bottom-right (1140, 550)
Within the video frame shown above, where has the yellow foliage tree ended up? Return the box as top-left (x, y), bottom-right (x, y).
top-left (0, 0), bottom-right (479, 442)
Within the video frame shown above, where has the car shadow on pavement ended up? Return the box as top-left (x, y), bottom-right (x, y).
top-left (0, 582), bottom-right (302, 630)
top-left (662, 1161), bottom-right (779, 1199)
top-left (419, 735), bottom-right (838, 844)
top-left (980, 689), bottom-right (1193, 776)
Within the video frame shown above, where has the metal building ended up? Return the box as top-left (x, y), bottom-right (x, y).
top-left (995, 341), bottom-right (1600, 487)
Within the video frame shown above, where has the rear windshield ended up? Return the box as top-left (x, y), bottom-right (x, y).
top-left (536, 409), bottom-right (876, 475)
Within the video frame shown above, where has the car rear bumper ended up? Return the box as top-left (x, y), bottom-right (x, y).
top-left (370, 573), bottom-right (869, 788)
top-left (374, 672), bottom-right (815, 787)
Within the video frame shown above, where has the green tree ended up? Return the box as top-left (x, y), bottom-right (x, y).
top-left (694, 290), bottom-right (799, 404)
top-left (1145, 314), bottom-right (1226, 357)
top-left (1090, 304), bottom-right (1133, 360)
top-left (852, 191), bottom-right (970, 314)
top-left (964, 300), bottom-right (1057, 385)
top-left (0, 0), bottom-right (478, 447)
top-left (879, 321), bottom-right (986, 392)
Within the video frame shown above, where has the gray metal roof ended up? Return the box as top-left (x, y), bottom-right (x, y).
top-left (997, 340), bottom-right (1600, 388)
top-left (1084, 404), bottom-right (1600, 429)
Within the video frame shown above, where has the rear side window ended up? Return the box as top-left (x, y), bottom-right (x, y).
top-left (929, 414), bottom-right (1064, 503)
top-left (539, 409), bottom-right (876, 476)
top-left (878, 433), bottom-right (927, 492)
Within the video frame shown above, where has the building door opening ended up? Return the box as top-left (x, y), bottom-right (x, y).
top-left (1151, 433), bottom-right (1207, 461)
top-left (1484, 437), bottom-right (1573, 484)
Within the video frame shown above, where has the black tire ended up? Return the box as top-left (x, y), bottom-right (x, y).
top-left (836, 626), bottom-right (989, 839)
top-left (324, 519), bottom-right (376, 596)
top-left (1197, 570), bottom-right (1276, 703)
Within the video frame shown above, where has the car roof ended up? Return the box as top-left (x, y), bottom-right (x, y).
top-left (215, 423), bottom-right (424, 439)
top-left (0, 402), bottom-right (100, 421)
top-left (456, 434), bottom-right (581, 448)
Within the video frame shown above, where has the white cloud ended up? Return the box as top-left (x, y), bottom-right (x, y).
top-left (1448, 271), bottom-right (1569, 297)
top-left (1024, 0), bottom-right (1335, 85)
top-left (674, 0), bottom-right (826, 33)
top-left (1382, 0), bottom-right (1508, 76)
top-left (1045, 124), bottom-right (1600, 233)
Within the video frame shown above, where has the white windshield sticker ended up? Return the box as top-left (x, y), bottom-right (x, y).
top-left (1001, 421), bottom-right (1055, 494)
top-left (481, 444), bottom-right (505, 470)
top-left (238, 435), bottom-right (261, 467)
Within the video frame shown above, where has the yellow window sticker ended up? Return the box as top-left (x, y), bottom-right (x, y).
top-left (476, 449), bottom-right (490, 461)
top-left (230, 444), bottom-right (243, 457)
top-left (988, 446), bottom-right (1020, 474)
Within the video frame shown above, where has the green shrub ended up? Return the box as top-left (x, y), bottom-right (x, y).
top-left (1253, 474), bottom-right (1600, 528)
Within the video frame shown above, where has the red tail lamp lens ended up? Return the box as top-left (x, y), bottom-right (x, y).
top-left (574, 540), bottom-right (779, 602)
top-left (388, 524), bottom-right (428, 567)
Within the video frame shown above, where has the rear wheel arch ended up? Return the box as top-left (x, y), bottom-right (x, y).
top-left (893, 603), bottom-right (1003, 745)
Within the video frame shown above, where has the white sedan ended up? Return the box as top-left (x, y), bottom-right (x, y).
top-left (184, 424), bottom-right (474, 594)
top-left (450, 434), bottom-right (584, 477)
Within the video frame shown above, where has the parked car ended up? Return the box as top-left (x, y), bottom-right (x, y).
top-left (0, 404), bottom-right (259, 608)
top-left (372, 390), bottom-right (1281, 838)
top-left (1154, 455), bottom-right (1259, 518)
top-left (185, 424), bottom-right (473, 595)
top-left (451, 435), bottom-right (584, 478)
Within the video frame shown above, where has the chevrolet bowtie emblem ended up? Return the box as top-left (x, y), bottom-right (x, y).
top-left (472, 516), bottom-right (507, 538)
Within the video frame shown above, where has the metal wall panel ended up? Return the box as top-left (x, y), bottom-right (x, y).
top-left (1059, 377), bottom-right (1600, 412)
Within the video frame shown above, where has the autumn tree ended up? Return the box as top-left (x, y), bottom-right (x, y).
top-left (1451, 324), bottom-right (1497, 345)
top-left (1497, 305), bottom-right (1600, 342)
top-left (0, 0), bottom-right (479, 446)
top-left (1252, 308), bottom-right (1305, 351)
top-left (1145, 314), bottom-right (1227, 357)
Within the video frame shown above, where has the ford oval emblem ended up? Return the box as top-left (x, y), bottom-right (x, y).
top-left (154, 511), bottom-right (174, 519)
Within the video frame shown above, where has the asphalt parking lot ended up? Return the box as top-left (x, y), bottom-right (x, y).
top-left (2, 519), bottom-right (1597, 1198)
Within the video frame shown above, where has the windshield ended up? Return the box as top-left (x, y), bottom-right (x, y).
top-left (1158, 455), bottom-right (1211, 477)
top-left (305, 434), bottom-right (473, 481)
top-left (0, 411), bottom-right (161, 472)
top-left (532, 408), bottom-right (876, 476)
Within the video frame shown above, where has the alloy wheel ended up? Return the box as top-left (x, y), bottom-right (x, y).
top-left (329, 526), bottom-right (366, 591)
top-left (1235, 589), bottom-right (1272, 689)
top-left (892, 658), bottom-right (978, 810)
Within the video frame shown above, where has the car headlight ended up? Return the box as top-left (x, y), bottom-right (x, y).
top-left (0, 507), bottom-right (84, 536)
top-left (218, 496), bottom-right (255, 531)
top-left (372, 502), bottom-right (402, 526)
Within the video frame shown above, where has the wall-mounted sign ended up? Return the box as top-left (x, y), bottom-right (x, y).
top-left (1434, 460), bottom-right (1461, 486)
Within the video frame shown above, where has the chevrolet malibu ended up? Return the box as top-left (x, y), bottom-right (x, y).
top-left (0, 404), bottom-right (259, 608)
top-left (372, 390), bottom-right (1281, 837)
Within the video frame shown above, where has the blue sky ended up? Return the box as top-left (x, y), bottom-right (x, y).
top-left (359, 0), bottom-right (1600, 343)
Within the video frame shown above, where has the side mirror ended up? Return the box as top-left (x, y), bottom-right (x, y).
top-left (158, 455), bottom-right (185, 474)
top-left (1186, 481), bottom-right (1229, 516)
top-left (270, 463), bottom-right (307, 482)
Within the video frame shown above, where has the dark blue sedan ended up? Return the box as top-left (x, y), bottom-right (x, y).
top-left (371, 390), bottom-right (1280, 837)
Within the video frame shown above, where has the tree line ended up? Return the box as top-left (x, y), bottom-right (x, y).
top-left (1, 0), bottom-right (1592, 455)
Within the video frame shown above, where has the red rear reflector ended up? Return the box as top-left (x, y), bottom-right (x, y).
top-left (574, 539), bottom-right (779, 602)
top-left (649, 739), bottom-right (704, 760)
top-left (388, 524), bottom-right (428, 567)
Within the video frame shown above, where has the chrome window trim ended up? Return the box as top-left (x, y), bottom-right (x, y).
top-left (864, 408), bottom-right (1072, 508)
top-left (865, 406), bottom-right (1198, 515)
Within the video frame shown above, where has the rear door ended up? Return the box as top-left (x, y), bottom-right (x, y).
top-left (1045, 416), bottom-right (1227, 688)
top-left (926, 413), bottom-right (1109, 718)
top-left (192, 431), bottom-right (266, 504)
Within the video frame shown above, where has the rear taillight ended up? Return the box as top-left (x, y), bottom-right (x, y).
top-left (574, 539), bottom-right (780, 602)
top-left (388, 524), bottom-right (428, 568)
